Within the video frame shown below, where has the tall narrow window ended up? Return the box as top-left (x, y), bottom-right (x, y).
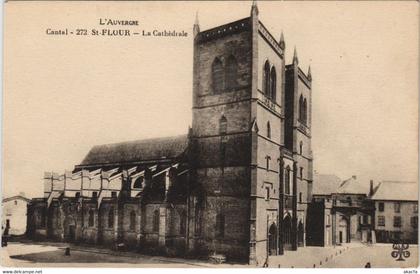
top-left (299, 141), bottom-right (303, 155)
top-left (153, 209), bottom-right (160, 232)
top-left (88, 209), bottom-right (94, 227)
top-left (108, 207), bottom-right (114, 228)
top-left (270, 67), bottom-right (277, 100)
top-left (212, 58), bottom-right (224, 93)
top-left (265, 187), bottom-right (270, 201)
top-left (300, 167), bottom-right (303, 179)
top-left (267, 121), bottom-right (271, 139)
top-left (285, 166), bottom-right (291, 195)
top-left (299, 192), bottom-right (302, 203)
top-left (180, 211), bottom-right (187, 235)
top-left (303, 99), bottom-right (308, 125)
top-left (194, 203), bottom-right (202, 236)
top-left (378, 202), bottom-right (384, 212)
top-left (266, 156), bottom-right (271, 170)
top-left (263, 61), bottom-right (270, 96)
top-left (393, 216), bottom-right (402, 227)
top-left (225, 55), bottom-right (237, 90)
top-left (394, 202), bottom-right (401, 213)
top-left (219, 115), bottom-right (227, 135)
top-left (130, 210), bottom-right (136, 231)
top-left (216, 213), bottom-right (225, 238)
top-left (299, 95), bottom-right (304, 122)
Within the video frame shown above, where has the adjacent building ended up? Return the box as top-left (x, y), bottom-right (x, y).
top-left (2, 194), bottom-right (30, 235)
top-left (27, 3), bottom-right (314, 265)
top-left (307, 175), bottom-right (375, 246)
top-left (371, 181), bottom-right (418, 244)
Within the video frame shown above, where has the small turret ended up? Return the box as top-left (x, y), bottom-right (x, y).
top-left (193, 11), bottom-right (200, 38)
top-left (279, 31), bottom-right (285, 50)
top-left (307, 65), bottom-right (312, 81)
top-left (293, 46), bottom-right (299, 65)
top-left (251, 0), bottom-right (259, 16)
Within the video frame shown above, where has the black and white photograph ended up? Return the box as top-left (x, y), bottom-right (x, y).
top-left (1, 0), bottom-right (419, 270)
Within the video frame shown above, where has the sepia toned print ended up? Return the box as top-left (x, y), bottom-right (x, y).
top-left (2, 0), bottom-right (418, 269)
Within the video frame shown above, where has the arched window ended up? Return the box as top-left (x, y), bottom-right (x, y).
top-left (299, 141), bottom-right (303, 155)
top-left (300, 167), bottom-right (303, 179)
top-left (130, 210), bottom-right (136, 230)
top-left (133, 176), bottom-right (143, 188)
top-left (219, 115), bottom-right (227, 135)
top-left (108, 207), bottom-right (114, 228)
top-left (179, 211), bottom-right (187, 235)
top-left (299, 95), bottom-right (304, 122)
top-left (225, 55), bottom-right (237, 90)
top-left (212, 57), bottom-right (224, 93)
top-left (303, 99), bottom-right (308, 125)
top-left (88, 209), bottom-right (94, 227)
top-left (153, 209), bottom-right (160, 232)
top-left (285, 166), bottom-right (291, 194)
top-left (299, 192), bottom-right (303, 203)
top-left (267, 121), bottom-right (271, 139)
top-left (270, 67), bottom-right (277, 100)
top-left (263, 61), bottom-right (270, 96)
top-left (266, 156), bottom-right (271, 170)
top-left (216, 212), bottom-right (225, 238)
top-left (194, 202), bottom-right (202, 236)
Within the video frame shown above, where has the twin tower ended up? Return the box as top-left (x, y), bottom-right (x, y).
top-left (28, 3), bottom-right (314, 266)
top-left (189, 2), bottom-right (313, 264)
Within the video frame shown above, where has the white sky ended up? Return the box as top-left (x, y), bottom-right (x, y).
top-left (3, 1), bottom-right (419, 198)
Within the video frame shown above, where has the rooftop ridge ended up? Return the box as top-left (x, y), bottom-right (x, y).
top-left (196, 17), bottom-right (250, 43)
top-left (91, 134), bottom-right (188, 149)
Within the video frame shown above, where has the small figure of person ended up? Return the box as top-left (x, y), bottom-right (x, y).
top-left (365, 262), bottom-right (371, 268)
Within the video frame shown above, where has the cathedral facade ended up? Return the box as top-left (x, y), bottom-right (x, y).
top-left (27, 3), bottom-right (313, 265)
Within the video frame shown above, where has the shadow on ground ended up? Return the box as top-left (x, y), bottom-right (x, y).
top-left (9, 250), bottom-right (161, 264)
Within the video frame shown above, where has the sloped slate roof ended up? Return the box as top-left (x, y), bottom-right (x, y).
top-left (312, 174), bottom-right (342, 195)
top-left (80, 134), bottom-right (188, 166)
top-left (371, 181), bottom-right (418, 201)
top-left (337, 176), bottom-right (369, 195)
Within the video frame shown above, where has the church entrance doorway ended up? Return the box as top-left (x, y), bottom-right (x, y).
top-left (283, 215), bottom-right (292, 250)
top-left (268, 223), bottom-right (277, 255)
top-left (297, 221), bottom-right (304, 246)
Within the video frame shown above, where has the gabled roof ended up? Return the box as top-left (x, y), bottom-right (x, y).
top-left (79, 134), bottom-right (188, 166)
top-left (336, 176), bottom-right (368, 195)
top-left (312, 174), bottom-right (342, 195)
top-left (2, 195), bottom-right (30, 203)
top-left (371, 181), bottom-right (418, 201)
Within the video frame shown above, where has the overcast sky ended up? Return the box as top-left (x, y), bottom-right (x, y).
top-left (3, 1), bottom-right (418, 198)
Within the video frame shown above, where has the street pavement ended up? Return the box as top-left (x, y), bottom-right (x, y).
top-left (1, 241), bottom-right (418, 268)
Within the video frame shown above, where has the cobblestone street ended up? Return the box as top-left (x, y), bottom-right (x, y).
top-left (1, 241), bottom-right (418, 268)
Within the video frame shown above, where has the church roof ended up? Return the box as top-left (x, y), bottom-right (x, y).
top-left (370, 181), bottom-right (418, 201)
top-left (79, 134), bottom-right (188, 167)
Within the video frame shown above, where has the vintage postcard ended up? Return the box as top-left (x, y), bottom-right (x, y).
top-left (1, 0), bottom-right (418, 270)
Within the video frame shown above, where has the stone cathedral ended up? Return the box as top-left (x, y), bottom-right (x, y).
top-left (27, 3), bottom-right (313, 265)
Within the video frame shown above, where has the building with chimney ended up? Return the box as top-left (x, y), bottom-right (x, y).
top-left (27, 2), bottom-right (314, 265)
top-left (371, 181), bottom-right (418, 244)
top-left (307, 175), bottom-right (375, 246)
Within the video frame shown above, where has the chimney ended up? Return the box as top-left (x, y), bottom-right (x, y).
top-left (369, 180), bottom-right (374, 196)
